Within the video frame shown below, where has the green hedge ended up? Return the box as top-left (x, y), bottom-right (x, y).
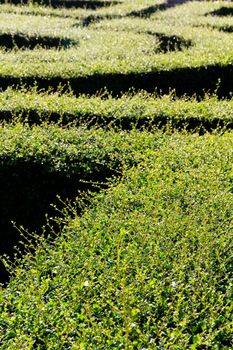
top-left (0, 123), bottom-right (162, 283)
top-left (0, 63), bottom-right (232, 98)
top-left (0, 131), bottom-right (232, 348)
top-left (0, 89), bottom-right (232, 131)
top-left (0, 2), bottom-right (232, 97)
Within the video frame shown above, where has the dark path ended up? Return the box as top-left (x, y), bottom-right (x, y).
top-left (128, 0), bottom-right (191, 18)
top-left (167, 0), bottom-right (191, 8)
top-left (0, 0), bottom-right (121, 9)
top-left (82, 0), bottom-right (193, 26)
top-left (0, 63), bottom-right (232, 98)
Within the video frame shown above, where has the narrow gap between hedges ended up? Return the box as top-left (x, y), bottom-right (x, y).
top-left (0, 160), bottom-right (117, 285)
top-left (206, 6), bottom-right (233, 17)
top-left (81, 0), bottom-right (192, 27)
top-left (0, 0), bottom-right (121, 9)
top-left (127, 0), bottom-right (190, 18)
top-left (0, 64), bottom-right (232, 98)
top-left (215, 26), bottom-right (233, 34)
top-left (0, 33), bottom-right (78, 50)
top-left (0, 109), bottom-right (232, 134)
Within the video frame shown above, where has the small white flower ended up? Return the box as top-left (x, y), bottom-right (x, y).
top-left (171, 281), bottom-right (176, 288)
top-left (84, 281), bottom-right (89, 287)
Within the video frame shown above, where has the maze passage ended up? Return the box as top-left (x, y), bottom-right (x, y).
top-left (0, 33), bottom-right (78, 49)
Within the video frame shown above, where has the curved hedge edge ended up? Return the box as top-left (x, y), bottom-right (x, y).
top-left (0, 131), bottom-right (232, 348)
top-left (0, 124), bottom-right (165, 284)
top-left (0, 63), bottom-right (232, 97)
top-left (0, 88), bottom-right (232, 132)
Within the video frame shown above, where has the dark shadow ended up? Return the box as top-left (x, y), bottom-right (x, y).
top-left (214, 25), bottom-right (233, 33)
top-left (166, 0), bottom-right (190, 8)
top-left (127, 0), bottom-right (191, 18)
top-left (152, 32), bottom-right (192, 53)
top-left (206, 7), bottom-right (233, 17)
top-left (1, 107), bottom-right (232, 135)
top-left (0, 64), bottom-right (232, 98)
top-left (1, 0), bottom-right (121, 9)
top-left (0, 158), bottom-right (117, 285)
top-left (80, 0), bottom-right (191, 27)
top-left (81, 13), bottom-right (121, 26)
top-left (127, 3), bottom-right (167, 18)
top-left (0, 33), bottom-right (78, 50)
top-left (135, 115), bottom-right (233, 135)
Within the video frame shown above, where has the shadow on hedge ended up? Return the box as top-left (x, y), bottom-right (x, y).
top-left (81, 0), bottom-right (191, 26)
top-left (0, 64), bottom-right (232, 98)
top-left (0, 159), bottom-right (115, 284)
top-left (127, 0), bottom-right (191, 18)
top-left (206, 7), bottom-right (233, 17)
top-left (150, 32), bottom-right (193, 53)
top-left (215, 26), bottom-right (233, 33)
top-left (81, 13), bottom-right (121, 26)
top-left (0, 0), bottom-right (121, 9)
top-left (127, 3), bottom-right (167, 18)
top-left (1, 106), bottom-right (232, 135)
top-left (0, 33), bottom-right (78, 50)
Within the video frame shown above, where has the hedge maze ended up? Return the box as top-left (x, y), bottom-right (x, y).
top-left (0, 1), bottom-right (232, 348)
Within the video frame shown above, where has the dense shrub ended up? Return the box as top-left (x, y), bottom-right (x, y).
top-left (0, 123), bottom-right (162, 282)
top-left (0, 131), bottom-right (232, 348)
top-left (0, 89), bottom-right (232, 131)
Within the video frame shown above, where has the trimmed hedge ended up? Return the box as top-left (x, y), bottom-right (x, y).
top-left (0, 63), bottom-right (232, 99)
top-left (0, 1), bottom-right (232, 348)
top-left (0, 89), bottom-right (232, 131)
top-left (0, 123), bottom-right (162, 283)
top-left (0, 131), bottom-right (232, 348)
top-left (0, 2), bottom-right (232, 97)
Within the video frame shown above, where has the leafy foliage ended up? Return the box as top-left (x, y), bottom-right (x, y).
top-left (0, 1), bottom-right (232, 97)
top-left (0, 88), bottom-right (232, 131)
top-left (0, 1), bottom-right (232, 348)
top-left (0, 131), bottom-right (232, 348)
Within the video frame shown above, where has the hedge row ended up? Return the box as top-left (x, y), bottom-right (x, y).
top-left (0, 123), bottom-right (162, 283)
top-left (0, 131), bottom-right (232, 348)
top-left (0, 89), bottom-right (232, 131)
top-left (0, 2), bottom-right (232, 96)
